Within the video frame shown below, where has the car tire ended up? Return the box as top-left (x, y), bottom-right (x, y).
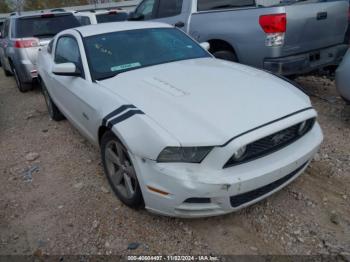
top-left (3, 66), bottom-right (12, 77)
top-left (341, 96), bottom-right (350, 105)
top-left (101, 131), bottom-right (144, 208)
top-left (11, 64), bottom-right (31, 92)
top-left (40, 80), bottom-right (65, 121)
top-left (212, 50), bottom-right (238, 62)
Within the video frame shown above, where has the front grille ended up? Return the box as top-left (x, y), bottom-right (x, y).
top-left (224, 118), bottom-right (315, 168)
top-left (230, 161), bottom-right (308, 208)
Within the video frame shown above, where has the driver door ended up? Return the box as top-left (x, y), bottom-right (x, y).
top-left (50, 35), bottom-right (96, 142)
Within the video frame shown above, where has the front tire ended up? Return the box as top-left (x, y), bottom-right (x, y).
top-left (40, 80), bottom-right (65, 121)
top-left (101, 131), bottom-right (144, 208)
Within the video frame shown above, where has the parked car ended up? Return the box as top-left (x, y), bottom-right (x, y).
top-left (129, 0), bottom-right (349, 76)
top-left (74, 9), bottom-right (128, 25)
top-left (0, 19), bottom-right (4, 67)
top-left (336, 49), bottom-right (350, 104)
top-left (345, 0), bottom-right (350, 44)
top-left (0, 12), bottom-right (80, 92)
top-left (0, 20), bottom-right (4, 37)
top-left (37, 22), bottom-right (323, 218)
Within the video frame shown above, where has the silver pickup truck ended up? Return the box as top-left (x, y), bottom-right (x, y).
top-left (130, 0), bottom-right (349, 76)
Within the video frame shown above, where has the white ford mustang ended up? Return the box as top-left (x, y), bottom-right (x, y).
top-left (37, 22), bottom-right (323, 218)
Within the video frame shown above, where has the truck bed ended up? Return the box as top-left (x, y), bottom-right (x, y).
top-left (189, 0), bottom-right (348, 69)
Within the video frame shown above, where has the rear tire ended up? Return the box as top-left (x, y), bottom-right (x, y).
top-left (341, 96), bottom-right (350, 105)
top-left (11, 64), bottom-right (31, 92)
top-left (101, 131), bottom-right (144, 208)
top-left (40, 80), bottom-right (65, 121)
top-left (212, 50), bottom-right (238, 62)
top-left (3, 66), bottom-right (12, 77)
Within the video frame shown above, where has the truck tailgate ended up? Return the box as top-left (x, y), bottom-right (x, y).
top-left (283, 1), bottom-right (348, 56)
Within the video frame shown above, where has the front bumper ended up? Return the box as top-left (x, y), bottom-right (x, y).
top-left (132, 120), bottom-right (323, 218)
top-left (264, 44), bottom-right (348, 76)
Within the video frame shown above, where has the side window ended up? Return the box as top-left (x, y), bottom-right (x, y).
top-left (76, 16), bottom-right (91, 26)
top-left (156, 0), bottom-right (183, 18)
top-left (2, 20), bottom-right (9, 38)
top-left (55, 36), bottom-right (81, 65)
top-left (135, 0), bottom-right (156, 20)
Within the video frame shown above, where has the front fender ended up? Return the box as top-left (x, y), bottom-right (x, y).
top-left (109, 114), bottom-right (180, 160)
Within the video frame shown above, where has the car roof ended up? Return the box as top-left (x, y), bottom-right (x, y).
top-left (76, 9), bottom-right (128, 15)
top-left (10, 11), bottom-right (73, 19)
top-left (75, 21), bottom-right (172, 37)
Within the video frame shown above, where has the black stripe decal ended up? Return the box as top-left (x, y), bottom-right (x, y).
top-left (220, 107), bottom-right (314, 147)
top-left (107, 110), bottom-right (145, 129)
top-left (102, 104), bottom-right (136, 127)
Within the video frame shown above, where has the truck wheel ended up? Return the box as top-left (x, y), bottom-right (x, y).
top-left (41, 80), bottom-right (65, 121)
top-left (101, 131), bottom-right (144, 208)
top-left (213, 50), bottom-right (238, 62)
top-left (12, 65), bottom-right (31, 92)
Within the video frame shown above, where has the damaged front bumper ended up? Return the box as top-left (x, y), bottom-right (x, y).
top-left (132, 123), bottom-right (323, 218)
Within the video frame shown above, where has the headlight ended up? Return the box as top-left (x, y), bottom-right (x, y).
top-left (157, 147), bottom-right (213, 163)
top-left (232, 146), bottom-right (247, 161)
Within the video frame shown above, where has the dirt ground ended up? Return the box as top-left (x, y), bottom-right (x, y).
top-left (0, 69), bottom-right (349, 256)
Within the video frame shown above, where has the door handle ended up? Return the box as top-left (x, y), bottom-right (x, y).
top-left (316, 12), bottom-right (327, 20)
top-left (174, 21), bottom-right (185, 28)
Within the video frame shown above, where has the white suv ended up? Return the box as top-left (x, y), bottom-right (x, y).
top-left (74, 9), bottom-right (128, 25)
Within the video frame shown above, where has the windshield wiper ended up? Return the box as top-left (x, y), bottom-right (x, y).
top-left (96, 73), bottom-right (119, 81)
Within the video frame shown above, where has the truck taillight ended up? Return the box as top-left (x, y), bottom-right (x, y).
top-left (14, 38), bottom-right (39, 48)
top-left (259, 13), bottom-right (286, 47)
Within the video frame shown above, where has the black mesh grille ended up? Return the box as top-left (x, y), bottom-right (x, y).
top-left (224, 118), bottom-right (315, 168)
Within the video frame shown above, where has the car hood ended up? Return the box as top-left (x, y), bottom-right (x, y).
top-left (99, 58), bottom-right (311, 146)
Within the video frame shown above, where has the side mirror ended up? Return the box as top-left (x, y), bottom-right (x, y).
top-left (128, 12), bottom-right (144, 21)
top-left (52, 62), bottom-right (81, 77)
top-left (200, 42), bottom-right (210, 51)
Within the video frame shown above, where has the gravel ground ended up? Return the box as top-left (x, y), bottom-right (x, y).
top-left (0, 70), bottom-right (349, 256)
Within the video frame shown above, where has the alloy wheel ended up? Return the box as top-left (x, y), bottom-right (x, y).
top-left (104, 140), bottom-right (138, 200)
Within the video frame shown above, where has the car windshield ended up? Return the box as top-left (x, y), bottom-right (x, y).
top-left (16, 14), bottom-right (80, 38)
top-left (96, 12), bottom-right (128, 23)
top-left (84, 28), bottom-right (211, 81)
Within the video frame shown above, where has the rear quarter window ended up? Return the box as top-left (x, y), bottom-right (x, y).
top-left (197, 0), bottom-right (255, 11)
top-left (15, 14), bottom-right (80, 38)
top-left (76, 16), bottom-right (91, 26)
top-left (156, 0), bottom-right (183, 18)
top-left (96, 13), bottom-right (128, 23)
